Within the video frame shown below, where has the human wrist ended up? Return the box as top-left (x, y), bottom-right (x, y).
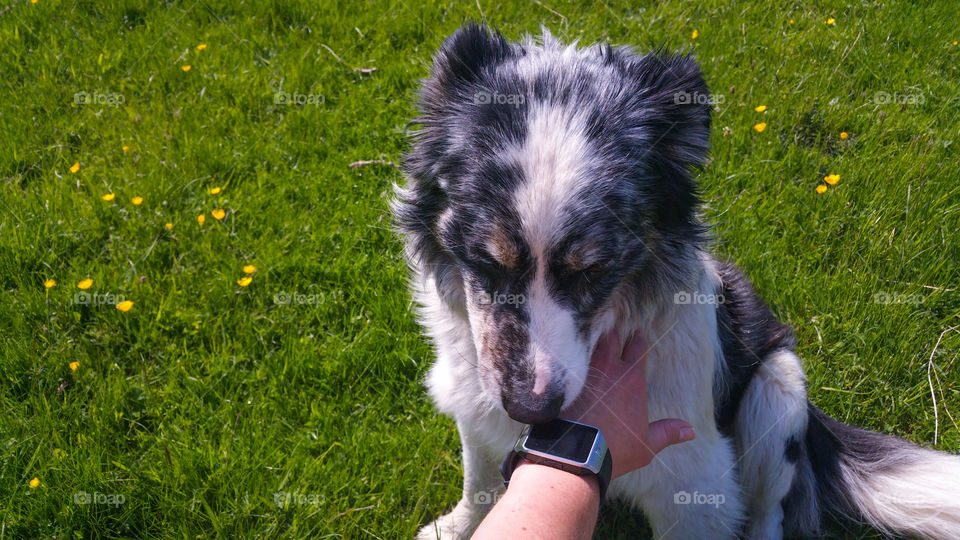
top-left (513, 458), bottom-right (601, 501)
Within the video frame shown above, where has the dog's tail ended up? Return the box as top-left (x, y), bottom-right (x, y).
top-left (788, 403), bottom-right (960, 539)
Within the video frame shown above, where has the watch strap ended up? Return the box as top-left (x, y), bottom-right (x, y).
top-left (500, 448), bottom-right (612, 500)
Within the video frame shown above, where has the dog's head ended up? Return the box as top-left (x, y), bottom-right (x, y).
top-left (395, 24), bottom-right (711, 423)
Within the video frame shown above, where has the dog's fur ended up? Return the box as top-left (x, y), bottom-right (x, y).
top-left (393, 23), bottom-right (960, 539)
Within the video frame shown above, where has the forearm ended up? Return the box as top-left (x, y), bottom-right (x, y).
top-left (472, 460), bottom-right (600, 540)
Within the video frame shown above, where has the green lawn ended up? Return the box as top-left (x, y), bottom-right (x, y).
top-left (1, 0), bottom-right (958, 538)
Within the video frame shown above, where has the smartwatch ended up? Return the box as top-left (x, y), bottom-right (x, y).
top-left (500, 418), bottom-right (613, 500)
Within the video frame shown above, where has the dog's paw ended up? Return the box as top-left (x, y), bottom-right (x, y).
top-left (416, 508), bottom-right (480, 540)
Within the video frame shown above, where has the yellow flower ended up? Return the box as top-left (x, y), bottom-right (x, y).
top-left (954, 41), bottom-right (959, 46)
top-left (116, 300), bottom-right (134, 312)
top-left (164, 222), bottom-right (173, 230)
top-left (789, 19), bottom-right (795, 24)
top-left (816, 185), bottom-right (828, 194)
top-left (753, 122), bottom-right (767, 133)
top-left (196, 43), bottom-right (208, 51)
top-left (211, 209), bottom-right (226, 220)
top-left (691, 29), bottom-right (699, 39)
top-left (29, 477), bottom-right (40, 488)
top-left (44, 279), bottom-right (56, 289)
top-left (824, 174), bottom-right (840, 185)
top-left (122, 145), bottom-right (130, 152)
top-left (132, 196), bottom-right (144, 206)
top-left (840, 132), bottom-right (848, 140)
top-left (209, 186), bottom-right (221, 195)
top-left (826, 18), bottom-right (835, 25)
top-left (30, 0), bottom-right (38, 4)
top-left (197, 214), bottom-right (206, 225)
top-left (70, 162), bottom-right (80, 173)
top-left (69, 361), bottom-right (80, 371)
top-left (243, 265), bottom-right (257, 274)
top-left (754, 105), bottom-right (767, 113)
top-left (102, 193), bottom-right (116, 201)
top-left (182, 65), bottom-right (192, 72)
top-left (237, 276), bottom-right (252, 287)
top-left (77, 278), bottom-right (93, 290)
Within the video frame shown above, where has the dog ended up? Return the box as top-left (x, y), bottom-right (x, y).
top-left (392, 23), bottom-right (960, 539)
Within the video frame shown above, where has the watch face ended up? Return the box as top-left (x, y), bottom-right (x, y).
top-left (524, 419), bottom-right (598, 463)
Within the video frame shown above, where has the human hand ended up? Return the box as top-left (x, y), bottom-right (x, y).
top-left (563, 329), bottom-right (696, 478)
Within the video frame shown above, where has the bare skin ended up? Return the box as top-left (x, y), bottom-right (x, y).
top-left (472, 330), bottom-right (696, 539)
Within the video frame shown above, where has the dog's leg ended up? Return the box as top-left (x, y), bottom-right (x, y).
top-left (613, 429), bottom-right (746, 539)
top-left (734, 349), bottom-right (808, 540)
top-left (417, 424), bottom-right (506, 540)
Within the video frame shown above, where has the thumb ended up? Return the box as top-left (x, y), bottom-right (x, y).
top-left (645, 419), bottom-right (696, 454)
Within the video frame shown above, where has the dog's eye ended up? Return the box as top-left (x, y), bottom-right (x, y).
top-left (580, 263), bottom-right (606, 279)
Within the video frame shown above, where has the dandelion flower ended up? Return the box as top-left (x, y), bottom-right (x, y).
top-left (237, 276), bottom-right (252, 287)
top-left (209, 186), bottom-right (221, 195)
top-left (29, 478), bottom-right (40, 488)
top-left (755, 105), bottom-right (767, 113)
top-left (182, 65), bottom-right (192, 72)
top-left (197, 214), bottom-right (206, 225)
top-left (116, 300), bottom-right (133, 312)
top-left (102, 193), bottom-right (116, 201)
top-left (122, 145), bottom-right (130, 152)
top-left (211, 209), bottom-right (226, 220)
top-left (44, 279), bottom-right (56, 289)
top-left (30, 0), bottom-right (38, 4)
top-left (826, 18), bottom-right (835, 25)
top-left (132, 196), bottom-right (143, 206)
top-left (824, 174), bottom-right (840, 185)
top-left (954, 41), bottom-right (958, 46)
top-left (753, 122), bottom-right (767, 133)
top-left (840, 132), bottom-right (848, 140)
top-left (69, 361), bottom-right (80, 371)
top-left (789, 19), bottom-right (795, 24)
top-left (243, 265), bottom-right (257, 274)
top-left (691, 29), bottom-right (699, 39)
top-left (70, 162), bottom-right (80, 173)
top-left (816, 185), bottom-right (828, 194)
top-left (77, 278), bottom-right (93, 290)
top-left (196, 43), bottom-right (207, 51)
top-left (165, 222), bottom-right (173, 230)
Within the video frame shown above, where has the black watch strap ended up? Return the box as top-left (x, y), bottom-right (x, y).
top-left (500, 448), bottom-right (613, 500)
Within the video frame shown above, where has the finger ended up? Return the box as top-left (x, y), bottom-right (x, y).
top-left (590, 328), bottom-right (620, 369)
top-left (645, 419), bottom-right (696, 454)
top-left (621, 330), bottom-right (647, 364)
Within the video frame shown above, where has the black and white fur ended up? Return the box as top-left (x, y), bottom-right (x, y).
top-left (393, 23), bottom-right (960, 539)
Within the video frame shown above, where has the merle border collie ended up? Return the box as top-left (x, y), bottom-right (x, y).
top-left (392, 23), bottom-right (960, 539)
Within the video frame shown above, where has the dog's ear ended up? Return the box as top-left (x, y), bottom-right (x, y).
top-left (426, 22), bottom-right (516, 100)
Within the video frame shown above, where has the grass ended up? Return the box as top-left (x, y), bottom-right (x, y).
top-left (0, 0), bottom-right (958, 538)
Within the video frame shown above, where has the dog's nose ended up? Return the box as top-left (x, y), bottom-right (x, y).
top-left (503, 392), bottom-right (563, 424)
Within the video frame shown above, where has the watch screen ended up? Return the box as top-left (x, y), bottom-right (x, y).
top-left (525, 420), bottom-right (598, 463)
